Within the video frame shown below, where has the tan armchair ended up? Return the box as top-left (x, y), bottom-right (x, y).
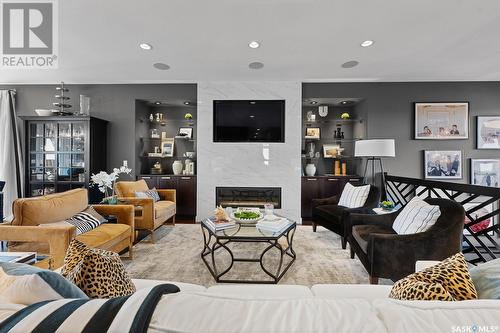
top-left (115, 179), bottom-right (176, 243)
top-left (1, 189), bottom-right (135, 269)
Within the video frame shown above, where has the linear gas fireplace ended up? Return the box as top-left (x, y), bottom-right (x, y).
top-left (215, 187), bottom-right (281, 209)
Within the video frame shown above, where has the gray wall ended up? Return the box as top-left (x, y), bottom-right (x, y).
top-left (303, 82), bottom-right (500, 183)
top-left (1, 84), bottom-right (196, 174)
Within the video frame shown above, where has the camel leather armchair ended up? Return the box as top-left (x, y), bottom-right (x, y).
top-left (114, 179), bottom-right (176, 243)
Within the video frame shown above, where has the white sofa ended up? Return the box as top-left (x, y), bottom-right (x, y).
top-left (131, 279), bottom-right (500, 333)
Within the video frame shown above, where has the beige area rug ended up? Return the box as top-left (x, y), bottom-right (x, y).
top-left (124, 224), bottom-right (391, 287)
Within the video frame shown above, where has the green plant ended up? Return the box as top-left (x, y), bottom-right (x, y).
top-left (380, 200), bottom-right (395, 209)
top-left (341, 112), bottom-right (350, 119)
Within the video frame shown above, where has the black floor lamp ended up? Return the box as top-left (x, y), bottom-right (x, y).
top-left (354, 139), bottom-right (395, 200)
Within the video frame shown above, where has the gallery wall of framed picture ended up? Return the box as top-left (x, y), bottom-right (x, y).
top-left (413, 101), bottom-right (499, 187)
top-left (415, 102), bottom-right (469, 140)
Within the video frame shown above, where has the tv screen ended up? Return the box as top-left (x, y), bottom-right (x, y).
top-left (213, 100), bottom-right (285, 142)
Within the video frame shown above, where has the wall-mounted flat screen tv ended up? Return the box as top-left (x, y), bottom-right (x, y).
top-left (213, 100), bottom-right (285, 142)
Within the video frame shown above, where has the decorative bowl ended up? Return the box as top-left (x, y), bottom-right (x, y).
top-left (380, 201), bottom-right (395, 211)
top-left (35, 109), bottom-right (53, 116)
top-left (230, 211), bottom-right (264, 224)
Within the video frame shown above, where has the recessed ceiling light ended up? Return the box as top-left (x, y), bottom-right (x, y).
top-left (153, 62), bottom-right (170, 70)
top-left (256, 128), bottom-right (260, 131)
top-left (341, 60), bottom-right (359, 68)
top-left (250, 115), bottom-right (255, 118)
top-left (341, 101), bottom-right (349, 105)
top-left (310, 101), bottom-right (318, 105)
top-left (360, 40), bottom-right (374, 47)
top-left (184, 101), bottom-right (190, 105)
top-left (249, 62), bottom-right (264, 70)
top-left (139, 43), bottom-right (153, 50)
top-left (154, 101), bottom-right (161, 105)
top-left (248, 41), bottom-right (260, 49)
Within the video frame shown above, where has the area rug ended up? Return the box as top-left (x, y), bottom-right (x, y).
top-left (124, 224), bottom-right (390, 287)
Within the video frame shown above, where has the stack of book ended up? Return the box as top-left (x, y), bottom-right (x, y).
top-left (203, 218), bottom-right (236, 231)
top-left (256, 218), bottom-right (290, 233)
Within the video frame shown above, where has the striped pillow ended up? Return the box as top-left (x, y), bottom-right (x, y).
top-left (392, 197), bottom-right (441, 235)
top-left (135, 188), bottom-right (161, 202)
top-left (66, 207), bottom-right (106, 235)
top-left (337, 183), bottom-right (371, 208)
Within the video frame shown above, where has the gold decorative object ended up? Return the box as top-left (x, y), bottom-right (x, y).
top-left (334, 160), bottom-right (341, 175)
top-left (214, 205), bottom-right (229, 222)
top-left (341, 162), bottom-right (347, 176)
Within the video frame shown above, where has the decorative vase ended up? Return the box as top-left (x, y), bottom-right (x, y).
top-left (305, 163), bottom-right (316, 176)
top-left (172, 160), bottom-right (183, 175)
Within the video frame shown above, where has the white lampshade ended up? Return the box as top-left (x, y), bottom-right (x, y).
top-left (355, 139), bottom-right (395, 157)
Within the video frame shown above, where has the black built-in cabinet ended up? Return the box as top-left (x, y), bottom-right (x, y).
top-left (301, 176), bottom-right (363, 219)
top-left (138, 175), bottom-right (196, 218)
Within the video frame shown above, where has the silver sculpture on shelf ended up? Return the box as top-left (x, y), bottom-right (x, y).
top-left (52, 82), bottom-right (73, 115)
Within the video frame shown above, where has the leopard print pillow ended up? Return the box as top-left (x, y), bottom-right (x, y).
top-left (390, 252), bottom-right (477, 301)
top-left (61, 239), bottom-right (136, 299)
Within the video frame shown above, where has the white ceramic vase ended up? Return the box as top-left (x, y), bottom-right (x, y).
top-left (172, 160), bottom-right (183, 175)
top-left (305, 163), bottom-right (316, 176)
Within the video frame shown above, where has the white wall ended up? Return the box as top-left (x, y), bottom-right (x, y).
top-left (197, 81), bottom-right (302, 222)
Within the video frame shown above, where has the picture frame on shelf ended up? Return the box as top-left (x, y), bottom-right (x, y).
top-left (161, 138), bottom-right (175, 157)
top-left (178, 127), bottom-right (193, 139)
top-left (415, 102), bottom-right (469, 140)
top-left (323, 144), bottom-right (343, 158)
top-left (471, 159), bottom-right (500, 187)
top-left (305, 127), bottom-right (320, 139)
top-left (424, 150), bottom-right (462, 179)
top-left (477, 116), bottom-right (500, 149)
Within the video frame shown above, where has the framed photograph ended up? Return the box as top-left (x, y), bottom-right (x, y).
top-left (323, 144), bottom-right (342, 158)
top-left (415, 102), bottom-right (469, 139)
top-left (471, 159), bottom-right (500, 187)
top-left (305, 127), bottom-right (321, 139)
top-left (161, 138), bottom-right (175, 157)
top-left (477, 116), bottom-right (500, 149)
top-left (424, 150), bottom-right (462, 179)
top-left (463, 202), bottom-right (495, 236)
top-left (178, 127), bottom-right (193, 139)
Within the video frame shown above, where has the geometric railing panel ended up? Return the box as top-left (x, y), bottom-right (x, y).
top-left (386, 175), bottom-right (500, 264)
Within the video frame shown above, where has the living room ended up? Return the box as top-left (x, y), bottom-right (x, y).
top-left (0, 1), bottom-right (499, 332)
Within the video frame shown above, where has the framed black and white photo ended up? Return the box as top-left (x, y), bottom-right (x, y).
top-left (161, 138), bottom-right (175, 157)
top-left (305, 127), bottom-right (320, 139)
top-left (424, 150), bottom-right (462, 179)
top-left (477, 116), bottom-right (500, 149)
top-left (178, 127), bottom-right (193, 139)
top-left (471, 159), bottom-right (500, 187)
top-left (415, 102), bottom-right (469, 140)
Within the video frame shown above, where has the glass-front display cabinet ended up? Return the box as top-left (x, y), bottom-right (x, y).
top-left (21, 116), bottom-right (107, 197)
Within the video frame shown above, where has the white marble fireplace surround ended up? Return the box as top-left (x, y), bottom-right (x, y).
top-left (197, 81), bottom-right (302, 223)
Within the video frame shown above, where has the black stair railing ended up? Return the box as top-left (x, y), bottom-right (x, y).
top-left (385, 174), bottom-right (500, 264)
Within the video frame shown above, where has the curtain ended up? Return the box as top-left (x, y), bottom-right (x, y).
top-left (0, 90), bottom-right (23, 220)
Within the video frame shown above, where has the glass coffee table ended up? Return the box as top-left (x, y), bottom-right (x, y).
top-left (200, 217), bottom-right (296, 284)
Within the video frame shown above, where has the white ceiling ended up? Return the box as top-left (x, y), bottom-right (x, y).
top-left (2, 0), bottom-right (500, 84)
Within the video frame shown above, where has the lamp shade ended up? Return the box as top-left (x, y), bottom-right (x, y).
top-left (354, 139), bottom-right (395, 157)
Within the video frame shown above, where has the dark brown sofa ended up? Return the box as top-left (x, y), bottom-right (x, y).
top-left (311, 185), bottom-right (380, 249)
top-left (347, 198), bottom-right (465, 284)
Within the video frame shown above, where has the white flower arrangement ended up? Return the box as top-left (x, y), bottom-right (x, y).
top-left (90, 165), bottom-right (132, 198)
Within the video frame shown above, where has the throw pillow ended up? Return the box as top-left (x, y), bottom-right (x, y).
top-left (61, 239), bottom-right (136, 298)
top-left (469, 258), bottom-right (500, 299)
top-left (392, 197), bottom-right (441, 235)
top-left (65, 206), bottom-right (107, 235)
top-left (135, 188), bottom-right (160, 202)
top-left (389, 252), bottom-right (478, 301)
top-left (337, 183), bottom-right (370, 209)
top-left (0, 262), bottom-right (87, 305)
